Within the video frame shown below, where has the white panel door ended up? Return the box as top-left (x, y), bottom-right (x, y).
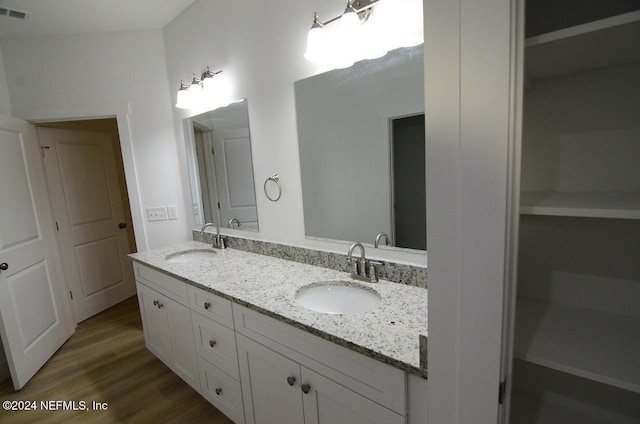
top-left (0, 115), bottom-right (75, 390)
top-left (211, 129), bottom-right (258, 230)
top-left (38, 127), bottom-right (135, 323)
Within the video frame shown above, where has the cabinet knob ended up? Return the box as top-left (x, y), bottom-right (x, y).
top-left (301, 384), bottom-right (311, 394)
top-left (0, 262), bottom-right (8, 272)
top-left (209, 340), bottom-right (217, 348)
top-left (204, 302), bottom-right (211, 310)
top-left (286, 376), bottom-right (296, 386)
top-left (118, 222), bottom-right (127, 229)
top-left (215, 387), bottom-right (222, 396)
top-left (153, 300), bottom-right (158, 306)
top-left (156, 302), bottom-right (163, 309)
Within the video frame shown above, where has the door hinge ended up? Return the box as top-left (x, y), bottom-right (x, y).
top-left (498, 380), bottom-right (507, 404)
top-left (217, 202), bottom-right (221, 209)
top-left (211, 147), bottom-right (215, 155)
top-left (69, 291), bottom-right (73, 300)
top-left (55, 221), bottom-right (59, 231)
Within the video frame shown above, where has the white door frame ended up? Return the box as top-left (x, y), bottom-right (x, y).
top-left (12, 104), bottom-right (149, 253)
top-left (424, 0), bottom-right (522, 422)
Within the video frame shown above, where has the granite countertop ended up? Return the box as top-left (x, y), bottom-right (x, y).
top-left (129, 241), bottom-right (428, 376)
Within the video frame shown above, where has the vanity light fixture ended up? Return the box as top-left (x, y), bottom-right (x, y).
top-left (304, 0), bottom-right (423, 70)
top-left (175, 67), bottom-right (233, 110)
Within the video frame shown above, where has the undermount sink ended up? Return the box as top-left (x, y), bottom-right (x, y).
top-left (165, 249), bottom-right (217, 263)
top-left (294, 280), bottom-right (381, 315)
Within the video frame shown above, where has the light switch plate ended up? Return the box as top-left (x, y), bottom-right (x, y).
top-left (167, 205), bottom-right (178, 220)
top-left (147, 207), bottom-right (167, 222)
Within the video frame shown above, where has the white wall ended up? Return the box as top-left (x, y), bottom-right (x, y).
top-left (163, 0), bottom-right (427, 265)
top-left (0, 31), bottom-right (188, 249)
top-left (0, 45), bottom-right (11, 115)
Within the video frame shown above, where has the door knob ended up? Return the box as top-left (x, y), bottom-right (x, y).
top-left (0, 263), bottom-right (8, 272)
top-left (118, 222), bottom-right (127, 229)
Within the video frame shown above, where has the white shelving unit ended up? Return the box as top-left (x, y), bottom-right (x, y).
top-left (512, 2), bottom-right (640, 423)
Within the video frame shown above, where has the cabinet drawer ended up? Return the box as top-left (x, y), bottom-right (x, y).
top-left (192, 312), bottom-right (240, 380)
top-left (233, 304), bottom-right (407, 415)
top-left (198, 357), bottom-right (245, 424)
top-left (134, 263), bottom-right (188, 306)
top-left (188, 284), bottom-right (234, 328)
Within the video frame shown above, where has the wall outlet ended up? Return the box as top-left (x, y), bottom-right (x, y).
top-left (147, 207), bottom-right (167, 222)
top-left (167, 205), bottom-right (178, 220)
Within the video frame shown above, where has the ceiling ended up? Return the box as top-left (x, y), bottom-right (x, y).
top-left (0, 0), bottom-right (196, 39)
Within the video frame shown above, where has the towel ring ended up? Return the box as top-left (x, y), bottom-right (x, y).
top-left (264, 174), bottom-right (282, 202)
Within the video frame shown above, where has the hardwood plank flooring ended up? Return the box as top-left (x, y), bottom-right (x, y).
top-left (0, 296), bottom-right (233, 423)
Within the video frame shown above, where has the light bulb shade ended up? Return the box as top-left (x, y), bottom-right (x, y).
top-left (397, 0), bottom-right (424, 47)
top-left (338, 5), bottom-right (361, 39)
top-left (175, 81), bottom-right (190, 109)
top-left (175, 89), bottom-right (190, 109)
top-left (304, 25), bottom-right (328, 63)
top-left (202, 71), bottom-right (233, 109)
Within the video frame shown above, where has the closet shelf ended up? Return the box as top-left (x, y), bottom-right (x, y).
top-left (525, 10), bottom-right (640, 80)
top-left (510, 391), bottom-right (616, 424)
top-left (514, 299), bottom-right (640, 393)
top-left (520, 191), bottom-right (640, 219)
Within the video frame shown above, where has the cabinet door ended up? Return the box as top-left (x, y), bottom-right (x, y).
top-left (165, 294), bottom-right (199, 392)
top-left (136, 282), bottom-right (172, 364)
top-left (137, 281), bottom-right (199, 392)
top-left (302, 367), bottom-right (406, 424)
top-left (237, 334), bottom-right (304, 424)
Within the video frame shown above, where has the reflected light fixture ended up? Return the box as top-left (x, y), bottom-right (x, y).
top-left (175, 67), bottom-right (234, 110)
top-left (304, 0), bottom-right (424, 70)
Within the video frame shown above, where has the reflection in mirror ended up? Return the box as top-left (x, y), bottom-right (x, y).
top-left (184, 99), bottom-right (259, 231)
top-left (295, 45), bottom-right (425, 251)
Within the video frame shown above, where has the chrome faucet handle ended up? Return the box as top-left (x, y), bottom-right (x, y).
top-left (366, 261), bottom-right (383, 283)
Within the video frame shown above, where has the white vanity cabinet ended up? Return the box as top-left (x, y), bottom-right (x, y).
top-left (234, 304), bottom-right (410, 424)
top-left (132, 260), bottom-right (428, 424)
top-left (510, 3), bottom-right (640, 423)
top-left (134, 264), bottom-right (200, 393)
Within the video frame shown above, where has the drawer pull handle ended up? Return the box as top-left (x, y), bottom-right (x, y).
top-left (287, 376), bottom-right (296, 386)
top-left (215, 387), bottom-right (222, 396)
top-left (204, 302), bottom-right (211, 310)
top-left (301, 384), bottom-right (311, 394)
top-left (209, 340), bottom-right (217, 348)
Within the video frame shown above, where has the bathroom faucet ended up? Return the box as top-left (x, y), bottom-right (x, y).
top-left (200, 222), bottom-right (226, 249)
top-left (347, 242), bottom-right (366, 277)
top-left (228, 218), bottom-right (241, 228)
top-left (374, 232), bottom-right (390, 248)
top-left (347, 242), bottom-right (381, 283)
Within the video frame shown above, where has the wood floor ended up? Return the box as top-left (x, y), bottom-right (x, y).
top-left (0, 296), bottom-right (233, 423)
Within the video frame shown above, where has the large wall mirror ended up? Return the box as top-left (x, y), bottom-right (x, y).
top-left (295, 45), bottom-right (425, 252)
top-left (184, 99), bottom-right (259, 232)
